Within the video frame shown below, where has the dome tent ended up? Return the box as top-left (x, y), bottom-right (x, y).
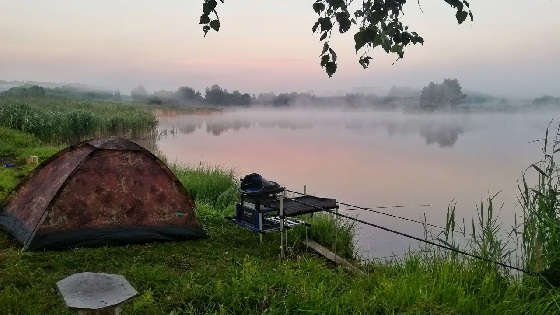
top-left (0, 138), bottom-right (205, 250)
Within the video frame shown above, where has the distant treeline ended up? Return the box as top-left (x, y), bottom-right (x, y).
top-left (129, 80), bottom-right (519, 111)
top-left (532, 95), bottom-right (560, 106)
top-left (131, 84), bottom-right (420, 109)
top-left (2, 81), bottom-right (559, 111)
top-left (0, 84), bottom-right (121, 102)
top-left (131, 84), bottom-right (251, 106)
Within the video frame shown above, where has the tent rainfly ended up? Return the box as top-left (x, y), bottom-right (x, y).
top-left (0, 138), bottom-right (205, 250)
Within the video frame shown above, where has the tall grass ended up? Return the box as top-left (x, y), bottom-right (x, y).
top-left (430, 122), bottom-right (560, 285)
top-left (518, 122), bottom-right (560, 282)
top-left (0, 97), bottom-right (157, 143)
top-left (434, 194), bottom-right (514, 275)
top-left (290, 213), bottom-right (356, 260)
top-left (172, 164), bottom-right (239, 210)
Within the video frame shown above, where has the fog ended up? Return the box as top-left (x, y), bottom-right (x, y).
top-left (155, 107), bottom-right (560, 257)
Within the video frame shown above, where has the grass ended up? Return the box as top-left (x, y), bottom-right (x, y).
top-left (1, 201), bottom-right (559, 314)
top-left (172, 165), bottom-right (239, 211)
top-left (2, 121), bottom-right (560, 313)
top-left (0, 127), bottom-right (60, 201)
top-left (0, 95), bottom-right (157, 143)
top-left (1, 161), bottom-right (559, 314)
top-left (518, 122), bottom-right (560, 284)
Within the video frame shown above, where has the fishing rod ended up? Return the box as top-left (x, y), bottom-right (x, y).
top-left (286, 188), bottom-right (446, 232)
top-left (285, 196), bottom-right (533, 275)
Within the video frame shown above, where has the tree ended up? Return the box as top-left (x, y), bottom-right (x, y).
top-left (1, 85), bottom-right (46, 97)
top-left (204, 84), bottom-right (252, 106)
top-left (176, 86), bottom-right (204, 104)
top-left (198, 0), bottom-right (473, 77)
top-left (131, 85), bottom-right (148, 102)
top-left (419, 78), bottom-right (466, 110)
top-left (204, 84), bottom-right (227, 105)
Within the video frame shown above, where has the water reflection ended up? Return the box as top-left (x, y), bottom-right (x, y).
top-left (155, 108), bottom-right (557, 259)
top-left (420, 124), bottom-right (464, 147)
top-left (158, 109), bottom-right (468, 148)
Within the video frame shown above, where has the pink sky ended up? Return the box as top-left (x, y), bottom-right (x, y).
top-left (1, 0), bottom-right (559, 97)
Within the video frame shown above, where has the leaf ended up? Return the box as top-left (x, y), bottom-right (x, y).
top-left (321, 42), bottom-right (330, 55)
top-left (354, 26), bottom-right (378, 51)
top-left (320, 32), bottom-right (328, 41)
top-left (318, 17), bottom-right (333, 32)
top-left (312, 2), bottom-right (325, 13)
top-left (312, 21), bottom-right (320, 33)
top-left (203, 25), bottom-right (211, 37)
top-left (199, 14), bottom-right (210, 25)
top-left (335, 11), bottom-right (351, 33)
top-left (210, 19), bottom-right (221, 32)
top-left (203, 0), bottom-right (217, 15)
top-left (320, 55), bottom-right (329, 67)
top-left (328, 48), bottom-right (337, 62)
top-left (354, 30), bottom-right (367, 51)
top-left (531, 164), bottom-right (549, 177)
top-left (456, 10), bottom-right (468, 24)
top-left (325, 61), bottom-right (337, 77)
top-left (358, 56), bottom-right (372, 69)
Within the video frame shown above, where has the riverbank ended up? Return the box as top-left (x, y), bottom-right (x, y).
top-left (0, 131), bottom-right (558, 313)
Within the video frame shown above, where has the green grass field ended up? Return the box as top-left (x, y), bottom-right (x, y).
top-left (1, 154), bottom-right (559, 313)
top-left (1, 166), bottom-right (559, 314)
top-left (1, 95), bottom-right (560, 313)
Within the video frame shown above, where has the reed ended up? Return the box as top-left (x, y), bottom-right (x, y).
top-left (0, 96), bottom-right (157, 143)
top-left (518, 122), bottom-right (560, 283)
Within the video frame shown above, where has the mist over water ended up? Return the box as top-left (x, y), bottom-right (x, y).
top-left (156, 108), bottom-right (559, 259)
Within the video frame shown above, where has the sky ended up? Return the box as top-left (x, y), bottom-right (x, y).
top-left (0, 0), bottom-right (559, 98)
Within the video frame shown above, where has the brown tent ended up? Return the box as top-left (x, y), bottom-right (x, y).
top-left (0, 138), bottom-right (205, 250)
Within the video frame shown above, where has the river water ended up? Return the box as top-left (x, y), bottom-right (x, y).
top-left (155, 108), bottom-right (558, 259)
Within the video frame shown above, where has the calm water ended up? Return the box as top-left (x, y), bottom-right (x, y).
top-left (155, 108), bottom-right (558, 259)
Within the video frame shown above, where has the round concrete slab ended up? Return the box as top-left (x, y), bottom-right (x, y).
top-left (56, 272), bottom-right (137, 310)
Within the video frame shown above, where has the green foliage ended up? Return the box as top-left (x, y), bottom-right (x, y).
top-left (172, 164), bottom-right (239, 210)
top-left (419, 78), bottom-right (466, 110)
top-left (0, 213), bottom-right (558, 313)
top-left (518, 123), bottom-right (560, 283)
top-left (131, 84), bottom-right (248, 107)
top-left (200, 0), bottom-right (473, 77)
top-left (0, 127), bottom-right (60, 201)
top-left (204, 84), bottom-right (252, 106)
top-left (0, 96), bottom-right (157, 143)
top-left (290, 213), bottom-right (356, 260)
top-left (1, 85), bottom-right (46, 98)
top-left (199, 0), bottom-right (223, 36)
top-left (469, 194), bottom-right (512, 271)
